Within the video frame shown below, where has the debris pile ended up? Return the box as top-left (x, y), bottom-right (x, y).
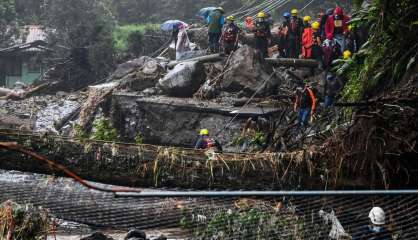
top-left (0, 200), bottom-right (50, 240)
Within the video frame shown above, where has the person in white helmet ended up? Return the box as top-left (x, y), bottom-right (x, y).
top-left (352, 207), bottom-right (392, 240)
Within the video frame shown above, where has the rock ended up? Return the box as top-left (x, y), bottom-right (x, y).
top-left (80, 232), bottom-right (114, 240)
top-left (153, 235), bottom-right (167, 240)
top-left (124, 229), bottom-right (146, 240)
top-left (158, 61), bottom-right (206, 97)
top-left (221, 45), bottom-right (279, 97)
top-left (112, 56), bottom-right (154, 79)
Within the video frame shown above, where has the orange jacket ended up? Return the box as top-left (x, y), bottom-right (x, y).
top-left (301, 27), bottom-right (313, 59)
top-left (294, 87), bottom-right (317, 113)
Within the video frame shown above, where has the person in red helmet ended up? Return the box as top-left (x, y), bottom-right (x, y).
top-left (325, 7), bottom-right (350, 55)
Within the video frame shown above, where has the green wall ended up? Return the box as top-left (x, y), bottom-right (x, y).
top-left (5, 57), bottom-right (43, 88)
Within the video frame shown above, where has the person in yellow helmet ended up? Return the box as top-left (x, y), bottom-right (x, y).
top-left (195, 129), bottom-right (223, 152)
top-left (254, 11), bottom-right (272, 57)
top-left (303, 15), bottom-right (312, 27)
top-left (343, 50), bottom-right (352, 60)
top-left (311, 21), bottom-right (323, 68)
top-left (222, 15), bottom-right (241, 55)
top-left (288, 9), bottom-right (303, 58)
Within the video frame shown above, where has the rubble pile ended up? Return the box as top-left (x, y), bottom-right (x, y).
top-left (0, 200), bottom-right (50, 240)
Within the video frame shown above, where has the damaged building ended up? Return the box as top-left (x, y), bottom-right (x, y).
top-left (0, 25), bottom-right (51, 88)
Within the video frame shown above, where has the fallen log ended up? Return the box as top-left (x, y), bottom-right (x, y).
top-left (0, 129), bottom-right (321, 190)
top-left (266, 58), bottom-right (319, 68)
top-left (167, 53), bottom-right (224, 68)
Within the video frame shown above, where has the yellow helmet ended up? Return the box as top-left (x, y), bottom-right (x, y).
top-left (311, 21), bottom-right (320, 30)
top-left (291, 9), bottom-right (298, 16)
top-left (226, 15), bottom-right (235, 21)
top-left (200, 129), bottom-right (209, 135)
top-left (343, 50), bottom-right (352, 60)
top-left (257, 11), bottom-right (266, 18)
top-left (303, 15), bottom-right (311, 23)
top-left (348, 24), bottom-right (353, 31)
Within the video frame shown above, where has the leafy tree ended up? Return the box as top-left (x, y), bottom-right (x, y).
top-left (0, 0), bottom-right (19, 47)
top-left (43, 0), bottom-right (116, 79)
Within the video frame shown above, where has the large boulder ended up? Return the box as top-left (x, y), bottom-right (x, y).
top-left (111, 56), bottom-right (154, 80)
top-left (157, 61), bottom-right (206, 97)
top-left (221, 45), bottom-right (279, 97)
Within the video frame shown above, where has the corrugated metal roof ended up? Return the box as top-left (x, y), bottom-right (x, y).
top-left (23, 25), bottom-right (47, 44)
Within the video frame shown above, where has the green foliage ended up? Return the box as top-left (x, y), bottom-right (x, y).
top-left (43, 0), bottom-right (116, 79)
top-left (90, 118), bottom-right (119, 142)
top-left (73, 124), bottom-right (89, 140)
top-left (135, 132), bottom-right (143, 144)
top-left (340, 0), bottom-right (418, 102)
top-left (183, 206), bottom-right (325, 239)
top-left (0, 0), bottom-right (18, 47)
top-left (113, 24), bottom-right (158, 53)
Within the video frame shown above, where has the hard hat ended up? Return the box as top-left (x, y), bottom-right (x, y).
top-left (200, 129), bottom-right (209, 135)
top-left (257, 11), bottom-right (266, 18)
top-left (369, 207), bottom-right (385, 225)
top-left (227, 15), bottom-right (235, 21)
top-left (348, 24), bottom-right (353, 31)
top-left (343, 50), bottom-right (352, 60)
top-left (303, 16), bottom-right (312, 23)
top-left (283, 12), bottom-right (291, 18)
top-left (217, 7), bottom-right (225, 13)
top-left (334, 7), bottom-right (343, 15)
top-left (311, 21), bottom-right (320, 30)
top-left (291, 9), bottom-right (298, 16)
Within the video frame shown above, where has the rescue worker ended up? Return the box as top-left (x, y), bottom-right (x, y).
top-left (294, 81), bottom-right (317, 128)
top-left (301, 17), bottom-right (314, 59)
top-left (324, 73), bottom-right (342, 107)
top-left (303, 15), bottom-right (312, 28)
top-left (352, 207), bottom-right (392, 240)
top-left (277, 12), bottom-right (291, 57)
top-left (195, 129), bottom-right (223, 152)
top-left (222, 15), bottom-right (240, 55)
top-left (207, 7), bottom-right (225, 53)
top-left (245, 16), bottom-right (255, 32)
top-left (325, 6), bottom-right (350, 55)
top-left (254, 11), bottom-right (272, 58)
top-left (311, 21), bottom-right (323, 68)
top-left (288, 9), bottom-right (304, 58)
top-left (320, 8), bottom-right (334, 40)
top-left (343, 50), bottom-right (352, 60)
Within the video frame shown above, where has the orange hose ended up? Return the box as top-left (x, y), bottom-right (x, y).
top-left (0, 142), bottom-right (141, 193)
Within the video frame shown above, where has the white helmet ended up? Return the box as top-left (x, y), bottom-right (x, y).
top-left (369, 207), bottom-right (386, 225)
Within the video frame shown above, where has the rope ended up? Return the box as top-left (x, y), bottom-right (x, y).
top-left (215, 69), bottom-right (277, 136)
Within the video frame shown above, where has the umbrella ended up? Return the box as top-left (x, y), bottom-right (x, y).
top-left (197, 7), bottom-right (218, 20)
top-left (160, 20), bottom-right (188, 31)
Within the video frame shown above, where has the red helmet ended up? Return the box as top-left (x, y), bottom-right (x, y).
top-left (334, 7), bottom-right (343, 15)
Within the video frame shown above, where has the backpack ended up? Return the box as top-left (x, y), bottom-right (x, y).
top-left (290, 18), bottom-right (299, 34)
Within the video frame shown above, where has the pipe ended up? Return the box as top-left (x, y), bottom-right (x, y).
top-left (115, 190), bottom-right (418, 198)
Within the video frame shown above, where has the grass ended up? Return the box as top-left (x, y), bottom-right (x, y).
top-left (113, 23), bottom-right (159, 52)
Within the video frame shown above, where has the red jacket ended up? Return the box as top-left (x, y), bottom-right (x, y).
top-left (301, 28), bottom-right (313, 59)
top-left (325, 7), bottom-right (350, 40)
